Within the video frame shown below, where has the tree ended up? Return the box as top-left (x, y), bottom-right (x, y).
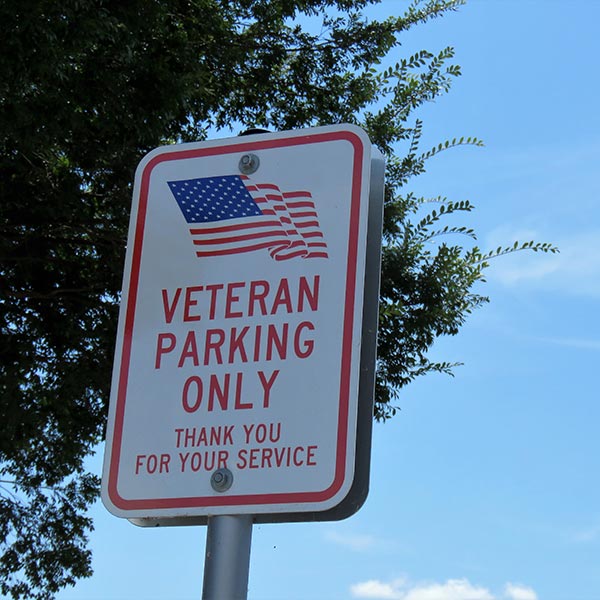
top-left (0, 0), bottom-right (556, 597)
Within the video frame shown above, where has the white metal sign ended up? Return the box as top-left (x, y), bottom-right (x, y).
top-left (102, 124), bottom-right (379, 520)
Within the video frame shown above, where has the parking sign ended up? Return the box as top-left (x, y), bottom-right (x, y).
top-left (102, 125), bottom-right (383, 523)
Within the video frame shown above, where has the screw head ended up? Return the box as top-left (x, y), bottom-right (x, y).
top-left (210, 468), bottom-right (233, 492)
top-left (238, 153), bottom-right (260, 175)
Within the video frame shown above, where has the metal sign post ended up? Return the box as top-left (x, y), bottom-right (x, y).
top-left (101, 124), bottom-right (384, 597)
top-left (202, 515), bottom-right (253, 600)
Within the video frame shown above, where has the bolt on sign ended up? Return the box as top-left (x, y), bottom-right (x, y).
top-left (102, 125), bottom-right (384, 524)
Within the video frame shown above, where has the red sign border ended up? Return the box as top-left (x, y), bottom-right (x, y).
top-left (106, 129), bottom-right (366, 512)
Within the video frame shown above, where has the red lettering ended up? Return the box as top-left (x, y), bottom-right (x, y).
top-left (205, 283), bottom-right (224, 319)
top-left (146, 455), bottom-right (158, 473)
top-left (161, 288), bottom-right (182, 324)
top-left (178, 330), bottom-right (199, 367)
top-left (179, 452), bottom-right (189, 472)
top-left (208, 427), bottom-right (222, 445)
top-left (175, 428), bottom-right (184, 447)
top-left (135, 454), bottom-right (146, 475)
top-left (160, 453), bottom-right (171, 473)
top-left (234, 372), bottom-right (252, 409)
top-left (258, 370), bottom-right (280, 408)
top-left (197, 428), bottom-right (208, 445)
top-left (268, 422), bottom-right (281, 443)
top-left (202, 451), bottom-right (216, 471)
top-left (266, 323), bottom-right (288, 360)
top-left (155, 333), bottom-right (176, 369)
top-left (208, 373), bottom-right (230, 411)
top-left (294, 321), bottom-right (315, 358)
top-left (222, 426), bottom-right (234, 445)
top-left (225, 282), bottom-right (245, 318)
top-left (175, 426), bottom-right (235, 447)
top-left (248, 280), bottom-right (269, 316)
top-left (228, 326), bottom-right (249, 363)
top-left (182, 376), bottom-right (203, 413)
top-left (261, 447), bottom-right (273, 468)
top-left (307, 445), bottom-right (317, 466)
top-left (135, 453), bottom-right (170, 474)
top-left (235, 445), bottom-right (317, 469)
top-left (253, 325), bottom-right (262, 361)
top-left (236, 449), bottom-right (248, 469)
top-left (218, 450), bottom-right (229, 469)
top-left (298, 275), bottom-right (320, 312)
top-left (271, 278), bottom-right (293, 314)
top-left (204, 329), bottom-right (225, 365)
top-left (255, 423), bottom-right (267, 443)
top-left (274, 447), bottom-right (287, 467)
top-left (178, 451), bottom-right (228, 473)
top-left (242, 423), bottom-right (254, 444)
top-left (183, 286), bottom-right (203, 321)
top-left (293, 447), bottom-right (303, 466)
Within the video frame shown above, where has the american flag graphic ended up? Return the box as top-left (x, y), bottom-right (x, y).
top-left (167, 175), bottom-right (328, 260)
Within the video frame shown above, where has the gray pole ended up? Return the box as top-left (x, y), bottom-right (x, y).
top-left (202, 515), bottom-right (253, 600)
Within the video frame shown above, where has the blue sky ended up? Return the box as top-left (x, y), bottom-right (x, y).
top-left (58, 1), bottom-right (600, 599)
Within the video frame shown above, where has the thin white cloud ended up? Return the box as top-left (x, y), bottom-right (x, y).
top-left (402, 579), bottom-right (494, 600)
top-left (324, 530), bottom-right (378, 551)
top-left (484, 229), bottom-right (600, 298)
top-left (350, 577), bottom-right (538, 600)
top-left (350, 578), bottom-right (408, 599)
top-left (504, 583), bottom-right (538, 600)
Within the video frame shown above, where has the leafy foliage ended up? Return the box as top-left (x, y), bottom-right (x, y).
top-left (0, 476), bottom-right (97, 600)
top-left (0, 0), bottom-right (556, 597)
